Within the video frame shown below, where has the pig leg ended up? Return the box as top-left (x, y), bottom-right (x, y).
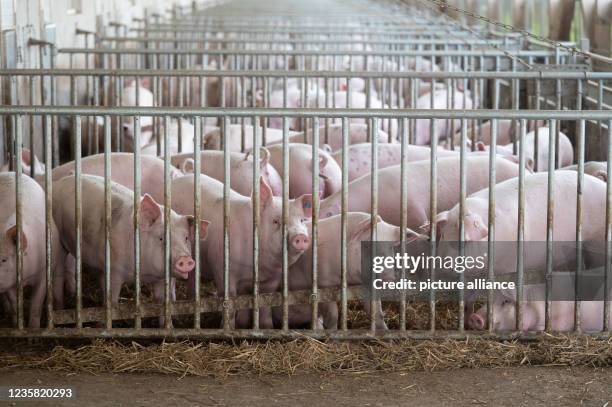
top-left (152, 278), bottom-right (176, 328)
top-left (235, 309), bottom-right (251, 328)
top-left (64, 254), bottom-right (77, 297)
top-left (5, 289), bottom-right (17, 327)
top-left (53, 250), bottom-right (69, 310)
top-left (320, 302), bottom-right (339, 329)
top-left (259, 307), bottom-right (274, 329)
top-left (28, 279), bottom-right (47, 328)
top-left (361, 299), bottom-right (388, 330)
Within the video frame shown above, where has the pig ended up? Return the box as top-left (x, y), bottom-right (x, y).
top-left (562, 161), bottom-right (607, 182)
top-left (0, 173), bottom-right (64, 328)
top-left (456, 120), bottom-right (514, 146)
top-left (285, 123), bottom-right (393, 152)
top-left (468, 288), bottom-right (611, 331)
top-left (202, 124), bottom-right (301, 152)
top-left (121, 79), bottom-right (154, 141)
top-left (138, 118), bottom-right (210, 158)
top-left (261, 83), bottom-right (326, 130)
top-left (319, 156), bottom-right (523, 229)
top-left (0, 149), bottom-right (45, 178)
top-left (321, 91), bottom-right (398, 138)
top-left (42, 153), bottom-right (182, 204)
top-left (171, 148), bottom-right (283, 197)
top-left (170, 174), bottom-right (314, 328)
top-left (414, 86), bottom-right (474, 145)
top-left (52, 174), bottom-right (208, 326)
top-left (331, 143), bottom-right (459, 182)
top-left (434, 171), bottom-right (606, 275)
top-left (273, 212), bottom-right (427, 329)
top-left (479, 128), bottom-right (573, 172)
top-left (266, 143), bottom-right (341, 199)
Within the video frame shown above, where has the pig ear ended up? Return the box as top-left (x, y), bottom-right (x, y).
top-left (181, 158), bottom-right (195, 174)
top-left (139, 194), bottom-right (162, 230)
top-left (595, 170), bottom-right (607, 182)
top-left (464, 212), bottom-right (488, 241)
top-left (351, 215), bottom-right (381, 244)
top-left (476, 141), bottom-right (486, 152)
top-left (21, 149), bottom-right (32, 169)
top-left (322, 144), bottom-right (333, 154)
top-left (5, 225), bottom-right (27, 251)
top-left (525, 158), bottom-right (535, 173)
top-left (405, 227), bottom-right (427, 243)
top-left (255, 176), bottom-right (273, 208)
top-left (298, 194), bottom-right (314, 219)
top-left (187, 216), bottom-right (210, 241)
top-left (259, 147), bottom-right (270, 167)
top-left (317, 155), bottom-right (328, 171)
top-left (419, 211), bottom-right (448, 241)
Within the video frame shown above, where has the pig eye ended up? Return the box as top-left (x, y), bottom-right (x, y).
top-left (502, 299), bottom-right (512, 306)
top-left (0, 258), bottom-right (6, 263)
top-left (301, 218), bottom-right (307, 223)
top-left (273, 218), bottom-right (280, 226)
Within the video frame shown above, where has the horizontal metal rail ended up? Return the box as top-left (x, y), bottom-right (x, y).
top-left (0, 69), bottom-right (604, 80)
top-left (1, 107), bottom-right (610, 120)
top-left (57, 48), bottom-right (579, 57)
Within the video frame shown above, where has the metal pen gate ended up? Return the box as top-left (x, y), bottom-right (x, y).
top-left (0, 0), bottom-right (611, 340)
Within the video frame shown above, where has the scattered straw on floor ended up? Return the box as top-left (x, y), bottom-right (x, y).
top-left (0, 336), bottom-right (609, 377)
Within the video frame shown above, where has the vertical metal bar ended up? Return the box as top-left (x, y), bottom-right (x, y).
top-left (14, 115), bottom-right (24, 329)
top-left (486, 118), bottom-right (498, 333)
top-left (575, 118), bottom-right (585, 333)
top-left (44, 114), bottom-right (53, 329)
top-left (458, 119), bottom-right (467, 332)
top-left (429, 104), bottom-right (438, 333)
top-left (399, 116), bottom-right (408, 331)
top-left (193, 116), bottom-right (202, 329)
top-left (605, 120), bottom-right (612, 332)
top-left (370, 118), bottom-right (379, 332)
top-left (72, 114), bottom-right (83, 330)
top-left (103, 115), bottom-right (112, 329)
top-left (544, 119), bottom-right (557, 332)
top-left (222, 116), bottom-right (231, 330)
top-left (340, 117), bottom-right (349, 331)
top-left (281, 116), bottom-right (290, 331)
top-left (252, 117), bottom-right (260, 330)
top-left (163, 116), bottom-right (172, 329)
top-left (516, 119), bottom-right (527, 332)
top-left (133, 116), bottom-right (142, 329)
top-left (311, 117), bottom-right (320, 329)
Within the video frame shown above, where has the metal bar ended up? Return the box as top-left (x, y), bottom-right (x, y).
top-left (340, 117), bottom-right (349, 331)
top-left (193, 116), bottom-right (202, 329)
top-left (281, 117), bottom-right (290, 331)
top-left (163, 116), bottom-right (172, 329)
top-left (544, 119), bottom-right (557, 332)
top-left (14, 115), bottom-right (23, 329)
top-left (73, 115), bottom-right (83, 330)
top-left (133, 116), bottom-right (142, 329)
top-left (104, 115), bottom-right (112, 329)
top-left (311, 117), bottom-right (320, 330)
top-left (516, 119), bottom-right (527, 331)
top-left (1, 107), bottom-right (610, 121)
top-left (399, 117), bottom-right (408, 332)
top-left (223, 116), bottom-right (231, 330)
top-left (252, 118), bottom-right (260, 330)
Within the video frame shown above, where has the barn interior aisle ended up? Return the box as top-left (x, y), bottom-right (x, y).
top-left (0, 0), bottom-right (610, 405)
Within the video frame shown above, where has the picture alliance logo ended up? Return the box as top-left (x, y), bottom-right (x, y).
top-left (371, 252), bottom-right (488, 274)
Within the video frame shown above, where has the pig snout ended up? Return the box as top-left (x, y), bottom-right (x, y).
top-left (290, 234), bottom-right (310, 251)
top-left (468, 313), bottom-right (485, 330)
top-left (174, 256), bottom-right (195, 278)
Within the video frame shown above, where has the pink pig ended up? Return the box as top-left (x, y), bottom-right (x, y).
top-left (468, 287), bottom-right (611, 332)
top-left (319, 155), bottom-right (522, 229)
top-left (170, 174), bottom-right (314, 328)
top-left (0, 173), bottom-right (64, 327)
top-left (266, 143), bottom-right (342, 199)
top-left (274, 212), bottom-right (427, 329)
top-left (52, 174), bottom-right (208, 326)
top-left (171, 148), bottom-right (283, 197)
